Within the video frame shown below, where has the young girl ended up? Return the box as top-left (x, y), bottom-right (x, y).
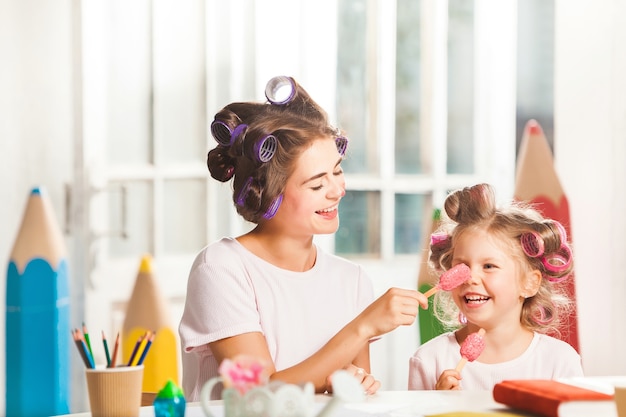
top-left (179, 76), bottom-right (428, 400)
top-left (408, 183), bottom-right (583, 390)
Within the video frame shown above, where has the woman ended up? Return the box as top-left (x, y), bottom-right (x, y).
top-left (179, 76), bottom-right (428, 400)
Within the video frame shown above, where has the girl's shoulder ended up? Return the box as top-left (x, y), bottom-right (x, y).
top-left (412, 331), bottom-right (458, 356)
top-left (533, 333), bottom-right (580, 355)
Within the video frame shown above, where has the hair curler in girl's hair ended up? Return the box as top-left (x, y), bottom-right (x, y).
top-left (520, 220), bottom-right (572, 281)
top-left (521, 231), bottom-right (545, 257)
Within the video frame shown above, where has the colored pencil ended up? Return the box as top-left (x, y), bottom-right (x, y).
top-left (82, 323), bottom-right (93, 357)
top-left (72, 329), bottom-right (91, 369)
top-left (6, 187), bottom-right (71, 415)
top-left (137, 331), bottom-right (155, 365)
top-left (102, 330), bottom-right (111, 367)
top-left (130, 331), bottom-right (151, 366)
top-left (109, 332), bottom-right (120, 368)
top-left (127, 333), bottom-right (145, 366)
top-left (73, 329), bottom-right (94, 369)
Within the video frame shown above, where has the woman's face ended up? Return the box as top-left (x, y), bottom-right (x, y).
top-left (275, 137), bottom-right (346, 237)
top-left (450, 227), bottom-right (528, 331)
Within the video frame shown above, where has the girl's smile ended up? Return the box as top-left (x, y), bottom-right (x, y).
top-left (452, 228), bottom-right (526, 330)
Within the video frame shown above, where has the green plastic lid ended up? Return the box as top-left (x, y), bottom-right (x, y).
top-left (157, 379), bottom-right (185, 399)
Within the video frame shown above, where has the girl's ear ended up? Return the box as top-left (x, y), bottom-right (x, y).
top-left (521, 269), bottom-right (542, 298)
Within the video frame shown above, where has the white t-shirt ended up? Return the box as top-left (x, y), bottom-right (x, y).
top-left (408, 331), bottom-right (584, 390)
top-left (178, 237), bottom-right (375, 400)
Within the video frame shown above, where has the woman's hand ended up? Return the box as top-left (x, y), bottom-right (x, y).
top-left (355, 288), bottom-right (429, 339)
top-left (326, 364), bottom-right (381, 395)
top-left (345, 364), bottom-right (380, 395)
top-left (435, 369), bottom-right (461, 390)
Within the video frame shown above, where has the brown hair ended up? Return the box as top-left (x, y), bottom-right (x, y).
top-left (207, 78), bottom-right (341, 223)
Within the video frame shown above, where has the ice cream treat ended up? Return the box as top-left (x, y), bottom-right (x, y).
top-left (423, 263), bottom-right (471, 298)
top-left (455, 328), bottom-right (486, 372)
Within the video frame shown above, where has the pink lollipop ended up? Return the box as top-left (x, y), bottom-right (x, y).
top-left (423, 263), bottom-right (471, 298)
top-left (455, 328), bottom-right (486, 372)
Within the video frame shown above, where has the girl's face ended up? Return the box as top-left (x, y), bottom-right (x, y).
top-left (450, 227), bottom-right (530, 331)
top-left (276, 137), bottom-right (346, 236)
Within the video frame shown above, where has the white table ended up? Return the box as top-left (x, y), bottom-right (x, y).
top-left (55, 389), bottom-right (619, 416)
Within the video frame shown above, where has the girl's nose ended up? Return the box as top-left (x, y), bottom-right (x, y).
top-left (466, 267), bottom-right (481, 285)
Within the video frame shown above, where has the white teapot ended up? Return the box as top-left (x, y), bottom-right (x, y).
top-left (200, 370), bottom-right (364, 417)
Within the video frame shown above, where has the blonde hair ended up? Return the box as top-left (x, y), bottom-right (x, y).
top-left (430, 183), bottom-right (574, 337)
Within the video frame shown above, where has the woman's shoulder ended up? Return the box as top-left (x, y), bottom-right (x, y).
top-left (316, 246), bottom-right (367, 274)
top-left (191, 237), bottom-right (242, 266)
top-left (196, 237), bottom-right (240, 256)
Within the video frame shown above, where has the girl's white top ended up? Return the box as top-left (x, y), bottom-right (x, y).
top-left (179, 237), bottom-right (375, 400)
top-left (408, 331), bottom-right (584, 390)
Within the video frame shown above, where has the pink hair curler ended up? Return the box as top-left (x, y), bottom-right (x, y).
top-left (520, 231), bottom-right (545, 258)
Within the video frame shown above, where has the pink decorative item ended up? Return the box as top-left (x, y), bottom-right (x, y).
top-left (455, 328), bottom-right (486, 372)
top-left (423, 263), bottom-right (471, 298)
top-left (218, 355), bottom-right (269, 395)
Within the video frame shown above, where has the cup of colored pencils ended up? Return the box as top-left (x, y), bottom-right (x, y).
top-left (72, 326), bottom-right (153, 369)
top-left (73, 325), bottom-right (154, 417)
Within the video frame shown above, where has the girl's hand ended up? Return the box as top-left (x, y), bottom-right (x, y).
top-left (435, 369), bottom-right (462, 390)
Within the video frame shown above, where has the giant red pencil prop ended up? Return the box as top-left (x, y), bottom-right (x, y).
top-left (514, 119), bottom-right (579, 352)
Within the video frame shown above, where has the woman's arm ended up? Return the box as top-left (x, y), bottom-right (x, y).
top-left (210, 287), bottom-right (428, 393)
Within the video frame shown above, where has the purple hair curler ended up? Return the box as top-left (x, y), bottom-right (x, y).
top-left (253, 135), bottom-right (278, 163)
top-left (263, 194), bottom-right (283, 219)
top-left (236, 177), bottom-right (254, 207)
top-left (211, 120), bottom-right (248, 147)
top-left (335, 136), bottom-right (348, 156)
top-left (265, 76), bottom-right (297, 105)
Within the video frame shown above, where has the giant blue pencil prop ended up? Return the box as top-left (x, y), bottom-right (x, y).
top-left (6, 187), bottom-right (70, 416)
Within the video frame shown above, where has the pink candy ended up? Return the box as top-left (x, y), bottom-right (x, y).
top-left (455, 328), bottom-right (486, 373)
top-left (439, 263), bottom-right (472, 291)
top-left (460, 328), bottom-right (486, 361)
top-left (423, 263), bottom-right (471, 298)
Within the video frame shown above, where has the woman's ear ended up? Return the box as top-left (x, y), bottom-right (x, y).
top-left (521, 269), bottom-right (542, 298)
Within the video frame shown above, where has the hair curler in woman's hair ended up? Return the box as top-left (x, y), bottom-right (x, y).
top-left (265, 76), bottom-right (297, 105)
top-left (211, 120), bottom-right (248, 147)
top-left (236, 176), bottom-right (283, 220)
top-left (335, 136), bottom-right (348, 156)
